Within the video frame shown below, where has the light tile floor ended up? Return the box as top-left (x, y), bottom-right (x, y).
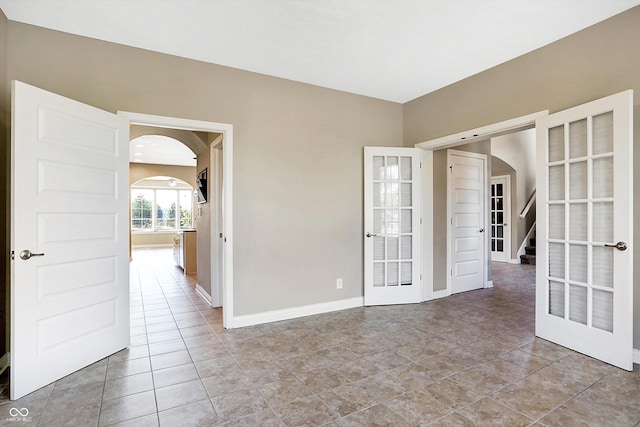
top-left (1, 249), bottom-right (639, 426)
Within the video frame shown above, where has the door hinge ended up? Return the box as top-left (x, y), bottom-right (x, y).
top-left (10, 250), bottom-right (15, 260)
top-left (419, 162), bottom-right (422, 169)
top-left (420, 274), bottom-right (422, 280)
top-left (420, 218), bottom-right (422, 225)
top-left (449, 165), bottom-right (453, 173)
top-left (450, 268), bottom-right (453, 276)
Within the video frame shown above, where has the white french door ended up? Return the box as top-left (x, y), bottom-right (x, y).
top-left (490, 175), bottom-right (511, 263)
top-left (448, 151), bottom-right (487, 294)
top-left (11, 81), bottom-right (130, 399)
top-left (536, 90), bottom-right (633, 370)
top-left (364, 147), bottom-right (421, 306)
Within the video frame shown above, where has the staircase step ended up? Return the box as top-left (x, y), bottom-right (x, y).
top-left (529, 238), bottom-right (536, 247)
top-left (520, 254), bottom-right (536, 265)
top-left (525, 246), bottom-right (536, 255)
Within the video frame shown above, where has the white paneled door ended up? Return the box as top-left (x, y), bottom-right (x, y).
top-left (364, 147), bottom-right (421, 305)
top-left (11, 81), bottom-right (130, 399)
top-left (536, 90), bottom-right (633, 370)
top-left (449, 151), bottom-right (486, 294)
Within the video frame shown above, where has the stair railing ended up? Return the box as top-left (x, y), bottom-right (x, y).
top-left (517, 221), bottom-right (537, 261)
top-left (519, 189), bottom-right (536, 219)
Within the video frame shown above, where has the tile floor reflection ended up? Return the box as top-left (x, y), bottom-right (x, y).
top-left (1, 249), bottom-right (638, 426)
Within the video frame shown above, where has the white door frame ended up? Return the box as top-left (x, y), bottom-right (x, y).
top-left (209, 135), bottom-right (224, 308)
top-left (118, 111), bottom-right (235, 328)
top-left (415, 110), bottom-right (548, 300)
top-left (490, 174), bottom-right (512, 263)
top-left (447, 149), bottom-right (489, 294)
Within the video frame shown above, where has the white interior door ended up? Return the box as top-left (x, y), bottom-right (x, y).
top-left (448, 151), bottom-right (486, 294)
top-left (490, 175), bottom-right (511, 262)
top-left (536, 90), bottom-right (633, 370)
top-left (364, 147), bottom-right (421, 305)
top-left (11, 81), bottom-right (130, 399)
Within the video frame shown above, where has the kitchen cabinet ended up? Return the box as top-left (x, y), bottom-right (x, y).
top-left (173, 229), bottom-right (197, 275)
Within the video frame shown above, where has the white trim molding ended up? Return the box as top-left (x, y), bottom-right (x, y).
top-left (233, 297), bottom-right (364, 329)
top-left (415, 110), bottom-right (548, 151)
top-left (131, 244), bottom-right (173, 249)
top-left (195, 283), bottom-right (212, 305)
top-left (634, 348), bottom-right (640, 365)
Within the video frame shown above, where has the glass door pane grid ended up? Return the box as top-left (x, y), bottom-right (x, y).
top-left (490, 183), bottom-right (505, 253)
top-left (546, 116), bottom-right (614, 331)
top-left (372, 155), bottom-right (413, 288)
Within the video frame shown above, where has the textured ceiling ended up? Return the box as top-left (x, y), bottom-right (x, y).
top-left (1, 0), bottom-right (638, 102)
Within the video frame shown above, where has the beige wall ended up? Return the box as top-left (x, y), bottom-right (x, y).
top-left (4, 21), bottom-right (403, 318)
top-left (404, 6), bottom-right (640, 348)
top-left (131, 232), bottom-right (173, 247)
top-left (130, 163), bottom-right (196, 188)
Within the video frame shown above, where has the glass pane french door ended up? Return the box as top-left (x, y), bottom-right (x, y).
top-left (536, 90), bottom-right (633, 370)
top-left (364, 147), bottom-right (421, 306)
top-left (491, 176), bottom-right (510, 262)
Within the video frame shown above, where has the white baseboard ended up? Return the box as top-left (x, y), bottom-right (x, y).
top-left (195, 283), bottom-right (212, 305)
top-left (485, 280), bottom-right (494, 288)
top-left (433, 289), bottom-right (451, 299)
top-left (509, 258), bottom-right (521, 264)
top-left (131, 244), bottom-right (173, 249)
top-left (633, 348), bottom-right (640, 365)
top-left (232, 297), bottom-right (364, 328)
top-left (0, 353), bottom-right (9, 375)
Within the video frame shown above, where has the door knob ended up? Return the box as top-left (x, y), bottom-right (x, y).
top-left (604, 241), bottom-right (627, 251)
top-left (479, 228), bottom-right (484, 233)
top-left (20, 249), bottom-right (45, 260)
top-left (366, 233), bottom-right (379, 238)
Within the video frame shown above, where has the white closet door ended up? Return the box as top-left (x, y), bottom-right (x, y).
top-left (536, 90), bottom-right (633, 370)
top-left (449, 151), bottom-right (486, 294)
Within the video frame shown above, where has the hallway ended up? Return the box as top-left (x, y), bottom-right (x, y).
top-left (1, 251), bottom-right (638, 426)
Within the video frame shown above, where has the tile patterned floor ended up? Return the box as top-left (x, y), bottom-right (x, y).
top-left (1, 249), bottom-right (638, 426)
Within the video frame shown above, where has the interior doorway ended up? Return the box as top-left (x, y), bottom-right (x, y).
top-left (416, 110), bottom-right (547, 299)
top-left (119, 111), bottom-right (235, 328)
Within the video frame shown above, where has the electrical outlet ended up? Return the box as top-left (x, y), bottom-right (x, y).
top-left (336, 278), bottom-right (343, 289)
